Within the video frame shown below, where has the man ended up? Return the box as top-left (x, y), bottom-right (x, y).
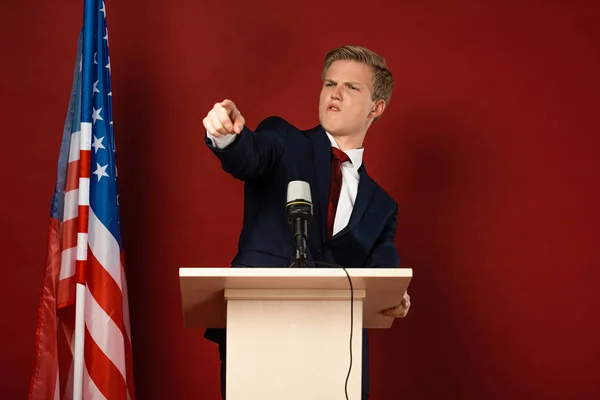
top-left (203, 45), bottom-right (410, 399)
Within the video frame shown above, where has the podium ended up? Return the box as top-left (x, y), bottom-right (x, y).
top-left (179, 267), bottom-right (412, 400)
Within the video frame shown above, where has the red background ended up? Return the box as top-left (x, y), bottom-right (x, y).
top-left (2, 0), bottom-right (600, 398)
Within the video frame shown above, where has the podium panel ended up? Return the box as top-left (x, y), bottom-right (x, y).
top-left (225, 289), bottom-right (364, 399)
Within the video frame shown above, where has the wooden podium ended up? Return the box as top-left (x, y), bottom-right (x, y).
top-left (179, 267), bottom-right (412, 400)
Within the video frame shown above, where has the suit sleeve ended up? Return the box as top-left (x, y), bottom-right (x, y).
top-left (205, 116), bottom-right (288, 181)
top-left (366, 204), bottom-right (400, 268)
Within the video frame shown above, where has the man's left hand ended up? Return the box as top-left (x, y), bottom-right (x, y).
top-left (380, 291), bottom-right (411, 318)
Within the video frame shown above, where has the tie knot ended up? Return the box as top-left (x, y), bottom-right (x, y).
top-left (331, 147), bottom-right (351, 164)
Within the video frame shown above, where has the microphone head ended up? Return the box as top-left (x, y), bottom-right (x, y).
top-left (287, 180), bottom-right (312, 204)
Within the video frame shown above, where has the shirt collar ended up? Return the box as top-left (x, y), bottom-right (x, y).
top-left (325, 131), bottom-right (364, 170)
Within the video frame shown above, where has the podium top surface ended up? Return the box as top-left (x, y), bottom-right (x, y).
top-left (179, 267), bottom-right (412, 329)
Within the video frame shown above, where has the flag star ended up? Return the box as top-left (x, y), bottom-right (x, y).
top-left (100, 1), bottom-right (106, 18)
top-left (104, 28), bottom-right (109, 45)
top-left (93, 163), bottom-right (109, 182)
top-left (92, 107), bottom-right (103, 125)
top-left (79, 57), bottom-right (82, 72)
top-left (94, 52), bottom-right (98, 64)
top-left (109, 120), bottom-right (113, 125)
top-left (116, 194), bottom-right (120, 206)
top-left (93, 80), bottom-right (100, 94)
top-left (91, 135), bottom-right (106, 153)
top-left (108, 91), bottom-right (112, 96)
top-left (105, 56), bottom-right (111, 74)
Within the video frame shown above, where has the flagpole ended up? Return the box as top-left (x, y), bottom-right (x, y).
top-left (73, 0), bottom-right (97, 398)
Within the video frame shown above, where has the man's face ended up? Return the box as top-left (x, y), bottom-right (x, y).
top-left (319, 60), bottom-right (379, 137)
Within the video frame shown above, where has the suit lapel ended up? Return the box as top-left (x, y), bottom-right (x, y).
top-left (309, 126), bottom-right (331, 243)
top-left (308, 126), bottom-right (377, 243)
top-left (330, 165), bottom-right (377, 241)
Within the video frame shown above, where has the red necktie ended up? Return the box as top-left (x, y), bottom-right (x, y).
top-left (327, 147), bottom-right (351, 239)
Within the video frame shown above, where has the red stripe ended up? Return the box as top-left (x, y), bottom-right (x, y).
top-left (57, 276), bottom-right (76, 308)
top-left (79, 150), bottom-right (91, 178)
top-left (28, 218), bottom-right (61, 399)
top-left (65, 160), bottom-right (80, 192)
top-left (76, 260), bottom-right (86, 285)
top-left (84, 327), bottom-right (128, 400)
top-left (61, 218), bottom-right (78, 250)
top-left (78, 206), bottom-right (89, 234)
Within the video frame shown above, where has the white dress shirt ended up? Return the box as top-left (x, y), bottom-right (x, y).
top-left (207, 131), bottom-right (363, 236)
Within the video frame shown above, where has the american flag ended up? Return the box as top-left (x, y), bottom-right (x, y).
top-left (29, 1), bottom-right (135, 399)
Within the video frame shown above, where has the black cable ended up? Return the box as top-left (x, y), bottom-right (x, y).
top-left (311, 261), bottom-right (354, 400)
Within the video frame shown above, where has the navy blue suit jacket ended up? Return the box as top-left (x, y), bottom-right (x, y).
top-left (204, 116), bottom-right (400, 398)
top-left (205, 116), bottom-right (400, 269)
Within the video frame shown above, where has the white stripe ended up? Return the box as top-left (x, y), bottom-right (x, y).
top-left (85, 285), bottom-right (127, 382)
top-left (83, 359), bottom-right (107, 400)
top-left (80, 122), bottom-right (92, 151)
top-left (88, 209), bottom-right (123, 292)
top-left (77, 233), bottom-right (88, 261)
top-left (79, 178), bottom-right (90, 206)
top-left (59, 247), bottom-right (76, 280)
top-left (73, 283), bottom-right (86, 400)
top-left (69, 131), bottom-right (81, 162)
top-left (64, 189), bottom-right (79, 221)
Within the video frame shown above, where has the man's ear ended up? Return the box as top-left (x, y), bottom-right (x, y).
top-left (369, 99), bottom-right (386, 119)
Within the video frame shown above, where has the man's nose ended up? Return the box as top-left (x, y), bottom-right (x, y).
top-left (330, 87), bottom-right (341, 101)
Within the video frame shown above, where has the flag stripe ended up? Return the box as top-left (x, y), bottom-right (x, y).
top-left (79, 178), bottom-right (90, 206)
top-left (85, 286), bottom-right (126, 381)
top-left (87, 251), bottom-right (125, 338)
top-left (83, 355), bottom-right (107, 400)
top-left (66, 160), bottom-right (80, 192)
top-left (60, 218), bottom-right (78, 250)
top-left (59, 247), bottom-right (76, 281)
top-left (77, 233), bottom-right (88, 261)
top-left (79, 205), bottom-right (90, 233)
top-left (27, 219), bottom-right (61, 400)
top-left (57, 276), bottom-right (76, 308)
top-left (84, 327), bottom-right (127, 400)
top-left (87, 251), bottom-right (135, 398)
top-left (80, 122), bottom-right (92, 150)
top-left (69, 130), bottom-right (81, 162)
top-left (80, 150), bottom-right (92, 178)
top-left (64, 189), bottom-right (79, 221)
top-left (88, 209), bottom-right (123, 291)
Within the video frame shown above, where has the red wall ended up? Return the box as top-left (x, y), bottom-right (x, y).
top-left (2, 0), bottom-right (599, 398)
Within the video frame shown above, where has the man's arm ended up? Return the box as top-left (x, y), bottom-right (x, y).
top-left (367, 204), bottom-right (412, 318)
top-left (366, 204), bottom-right (400, 268)
top-left (203, 100), bottom-right (287, 181)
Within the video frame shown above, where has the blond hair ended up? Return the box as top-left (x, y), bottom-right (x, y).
top-left (322, 45), bottom-right (394, 112)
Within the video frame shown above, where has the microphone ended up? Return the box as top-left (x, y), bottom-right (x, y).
top-left (286, 181), bottom-right (313, 267)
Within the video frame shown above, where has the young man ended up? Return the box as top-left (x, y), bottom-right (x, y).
top-left (203, 45), bottom-right (410, 399)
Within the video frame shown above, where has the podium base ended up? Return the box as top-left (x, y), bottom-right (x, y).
top-left (225, 289), bottom-right (365, 400)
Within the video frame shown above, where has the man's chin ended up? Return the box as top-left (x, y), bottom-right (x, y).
top-left (320, 121), bottom-right (341, 135)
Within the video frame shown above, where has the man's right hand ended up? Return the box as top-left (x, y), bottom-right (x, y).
top-left (203, 99), bottom-right (246, 137)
